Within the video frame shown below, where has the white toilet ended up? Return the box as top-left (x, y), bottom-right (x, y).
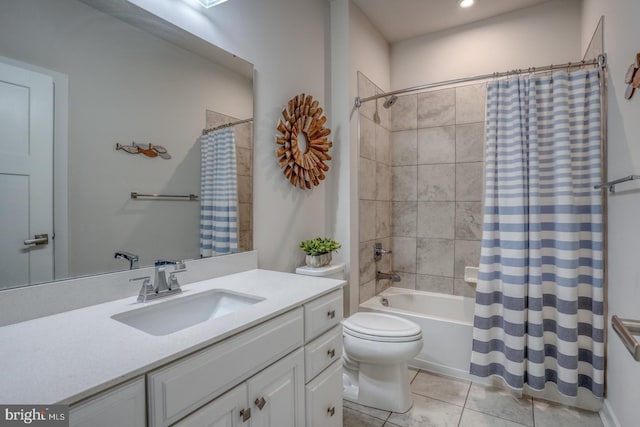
top-left (295, 263), bottom-right (423, 413)
top-left (342, 312), bottom-right (423, 413)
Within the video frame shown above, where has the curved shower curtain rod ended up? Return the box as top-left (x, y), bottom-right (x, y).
top-left (352, 54), bottom-right (606, 111)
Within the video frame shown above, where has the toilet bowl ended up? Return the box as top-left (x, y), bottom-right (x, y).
top-left (293, 264), bottom-right (421, 413)
top-left (342, 312), bottom-right (423, 413)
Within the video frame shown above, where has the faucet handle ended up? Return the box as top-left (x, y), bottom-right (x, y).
top-left (374, 242), bottom-right (392, 261)
top-left (130, 276), bottom-right (155, 302)
top-left (168, 263), bottom-right (187, 290)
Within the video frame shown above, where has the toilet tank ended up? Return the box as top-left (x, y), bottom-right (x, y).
top-left (295, 263), bottom-right (345, 280)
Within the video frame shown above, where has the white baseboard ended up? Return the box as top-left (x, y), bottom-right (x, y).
top-left (600, 399), bottom-right (620, 427)
top-left (408, 358), bottom-right (475, 382)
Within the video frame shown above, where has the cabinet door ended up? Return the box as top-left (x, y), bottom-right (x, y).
top-left (305, 361), bottom-right (343, 427)
top-left (69, 377), bottom-right (145, 427)
top-left (173, 383), bottom-right (250, 427)
top-left (248, 348), bottom-right (305, 427)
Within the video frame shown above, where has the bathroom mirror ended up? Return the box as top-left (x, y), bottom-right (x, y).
top-left (0, 0), bottom-right (254, 290)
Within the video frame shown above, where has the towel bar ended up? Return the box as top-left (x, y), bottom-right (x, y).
top-left (130, 192), bottom-right (199, 201)
top-left (611, 315), bottom-right (640, 361)
top-left (594, 175), bottom-right (640, 193)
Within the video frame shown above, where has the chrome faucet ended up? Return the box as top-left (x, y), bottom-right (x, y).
top-left (114, 251), bottom-right (139, 269)
top-left (374, 243), bottom-right (392, 262)
top-left (130, 260), bottom-right (187, 302)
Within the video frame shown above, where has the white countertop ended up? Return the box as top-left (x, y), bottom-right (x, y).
top-left (0, 269), bottom-right (345, 405)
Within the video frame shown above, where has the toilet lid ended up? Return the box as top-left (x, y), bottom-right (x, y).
top-left (342, 312), bottom-right (422, 342)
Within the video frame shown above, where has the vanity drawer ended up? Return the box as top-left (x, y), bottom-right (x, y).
top-left (304, 325), bottom-right (342, 382)
top-left (148, 308), bottom-right (303, 427)
top-left (304, 290), bottom-right (342, 342)
top-left (305, 361), bottom-right (343, 427)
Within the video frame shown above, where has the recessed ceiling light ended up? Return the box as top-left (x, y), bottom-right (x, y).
top-left (458, 0), bottom-right (475, 8)
top-left (197, 0), bottom-right (229, 8)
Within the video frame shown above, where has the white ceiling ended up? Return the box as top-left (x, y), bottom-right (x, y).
top-left (352, 0), bottom-right (554, 43)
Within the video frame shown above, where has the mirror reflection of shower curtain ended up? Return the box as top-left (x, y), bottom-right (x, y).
top-left (200, 129), bottom-right (238, 257)
top-left (470, 69), bottom-right (604, 400)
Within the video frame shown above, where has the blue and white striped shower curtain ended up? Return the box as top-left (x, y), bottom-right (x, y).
top-left (200, 128), bottom-right (238, 257)
top-left (470, 69), bottom-right (604, 398)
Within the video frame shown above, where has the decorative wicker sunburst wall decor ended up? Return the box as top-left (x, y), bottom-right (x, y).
top-left (275, 93), bottom-right (332, 189)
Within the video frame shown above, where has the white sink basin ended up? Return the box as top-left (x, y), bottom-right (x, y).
top-left (111, 289), bottom-right (265, 336)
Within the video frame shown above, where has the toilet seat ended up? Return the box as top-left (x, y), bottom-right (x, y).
top-left (343, 312), bottom-right (422, 342)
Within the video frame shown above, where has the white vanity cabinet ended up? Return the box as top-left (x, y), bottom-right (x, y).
top-left (69, 377), bottom-right (146, 427)
top-left (66, 285), bottom-right (344, 427)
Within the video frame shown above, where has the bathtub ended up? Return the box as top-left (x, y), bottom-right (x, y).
top-left (360, 287), bottom-right (475, 380)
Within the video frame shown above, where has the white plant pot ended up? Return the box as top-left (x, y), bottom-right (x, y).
top-left (305, 253), bottom-right (332, 268)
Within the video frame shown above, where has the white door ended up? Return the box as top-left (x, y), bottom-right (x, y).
top-left (248, 349), bottom-right (305, 427)
top-left (0, 60), bottom-right (54, 289)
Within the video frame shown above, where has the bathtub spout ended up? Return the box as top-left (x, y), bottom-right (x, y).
top-left (377, 271), bottom-right (401, 282)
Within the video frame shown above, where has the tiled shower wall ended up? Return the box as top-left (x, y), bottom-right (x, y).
top-left (357, 72), bottom-right (393, 303)
top-left (390, 84), bottom-right (486, 298)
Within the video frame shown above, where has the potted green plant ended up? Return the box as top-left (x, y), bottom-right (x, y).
top-left (299, 237), bottom-right (341, 268)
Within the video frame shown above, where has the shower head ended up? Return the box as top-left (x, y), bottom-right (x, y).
top-left (383, 95), bottom-right (398, 109)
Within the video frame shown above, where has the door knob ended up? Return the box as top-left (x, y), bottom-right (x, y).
top-left (23, 233), bottom-right (49, 246)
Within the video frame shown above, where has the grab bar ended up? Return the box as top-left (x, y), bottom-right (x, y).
top-left (594, 175), bottom-right (640, 193)
top-left (611, 315), bottom-right (640, 361)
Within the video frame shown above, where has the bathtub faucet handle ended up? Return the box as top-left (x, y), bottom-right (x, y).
top-left (374, 242), bottom-right (392, 261)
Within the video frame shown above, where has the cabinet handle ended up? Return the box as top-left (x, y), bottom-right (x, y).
top-left (327, 348), bottom-right (336, 358)
top-left (327, 406), bottom-right (336, 417)
top-left (239, 408), bottom-right (251, 422)
top-left (327, 309), bottom-right (336, 319)
top-left (255, 396), bottom-right (266, 410)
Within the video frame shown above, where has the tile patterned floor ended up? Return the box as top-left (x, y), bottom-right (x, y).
top-left (343, 368), bottom-right (604, 427)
